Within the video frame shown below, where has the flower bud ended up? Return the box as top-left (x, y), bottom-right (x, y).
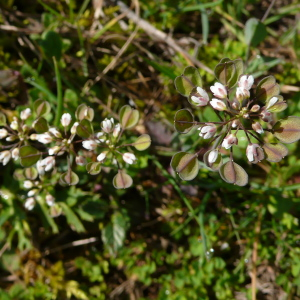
top-left (208, 149), bottom-right (218, 164)
top-left (97, 152), bottom-right (107, 162)
top-left (24, 180), bottom-right (33, 189)
top-left (210, 98), bottom-right (227, 111)
top-left (0, 150), bottom-right (11, 166)
top-left (0, 128), bottom-right (8, 139)
top-left (48, 146), bottom-right (61, 155)
top-left (24, 197), bottom-right (35, 210)
top-left (20, 108), bottom-right (31, 120)
top-left (198, 123), bottom-right (217, 139)
top-left (222, 134), bottom-right (238, 149)
top-left (82, 139), bottom-right (98, 150)
top-left (30, 134), bottom-right (37, 140)
top-left (6, 135), bottom-right (18, 142)
top-left (246, 144), bottom-right (264, 163)
top-left (10, 120), bottom-right (18, 130)
top-left (46, 194), bottom-right (55, 206)
top-left (250, 104), bottom-right (260, 112)
top-left (28, 189), bottom-right (38, 197)
top-left (113, 124), bottom-right (121, 138)
top-left (266, 97), bottom-right (278, 110)
top-left (61, 113), bottom-right (72, 127)
top-left (96, 132), bottom-right (105, 142)
top-left (75, 155), bottom-right (87, 166)
top-left (36, 133), bottom-right (53, 144)
top-left (71, 122), bottom-right (79, 134)
top-left (260, 110), bottom-right (272, 122)
top-left (12, 148), bottom-right (19, 160)
top-left (101, 118), bottom-right (114, 133)
top-left (252, 122), bottom-right (264, 134)
top-left (123, 152), bottom-right (136, 164)
top-left (49, 127), bottom-right (62, 138)
top-left (231, 120), bottom-right (240, 128)
top-left (191, 87), bottom-right (209, 106)
top-left (238, 75), bottom-right (254, 91)
top-left (210, 82), bottom-right (227, 99)
top-left (42, 156), bottom-right (56, 172)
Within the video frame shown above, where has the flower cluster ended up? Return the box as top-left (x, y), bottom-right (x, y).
top-left (0, 101), bottom-right (151, 210)
top-left (172, 59), bottom-right (300, 186)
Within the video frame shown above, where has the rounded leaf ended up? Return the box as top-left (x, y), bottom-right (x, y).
top-left (273, 116), bottom-right (300, 144)
top-left (244, 18), bottom-right (267, 47)
top-left (86, 162), bottom-right (101, 175)
top-left (119, 105), bottom-right (139, 129)
top-left (174, 109), bottom-right (194, 133)
top-left (19, 146), bottom-right (41, 167)
top-left (171, 152), bottom-right (199, 181)
top-left (133, 134), bottom-right (151, 151)
top-left (113, 170), bottom-right (133, 189)
top-left (0, 112), bottom-right (6, 126)
top-left (214, 61), bottom-right (237, 88)
top-left (203, 149), bottom-right (223, 171)
top-left (60, 171), bottom-right (79, 185)
top-left (255, 76), bottom-right (280, 103)
top-left (24, 167), bottom-right (38, 180)
top-left (76, 119), bottom-right (93, 138)
top-left (174, 66), bottom-right (202, 97)
top-left (34, 99), bottom-right (51, 117)
top-left (33, 117), bottom-right (49, 133)
top-left (219, 161), bottom-right (248, 186)
top-left (263, 143), bottom-right (288, 162)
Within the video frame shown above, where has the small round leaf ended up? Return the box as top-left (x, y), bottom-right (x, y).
top-left (174, 109), bottom-right (194, 133)
top-left (113, 170), bottom-right (133, 189)
top-left (133, 134), bottom-right (151, 151)
top-left (171, 152), bottom-right (199, 181)
top-left (19, 146), bottom-right (41, 167)
top-left (86, 162), bottom-right (102, 175)
top-left (273, 116), bottom-right (300, 144)
top-left (255, 76), bottom-right (280, 103)
top-left (119, 105), bottom-right (139, 129)
top-left (33, 117), bottom-right (49, 133)
top-left (33, 99), bottom-right (51, 117)
top-left (219, 161), bottom-right (248, 186)
top-left (263, 143), bottom-right (288, 162)
top-left (0, 112), bottom-right (6, 126)
top-left (60, 171), bottom-right (79, 185)
top-left (76, 119), bottom-right (93, 138)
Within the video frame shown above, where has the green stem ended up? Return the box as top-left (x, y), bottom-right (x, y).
top-left (53, 57), bottom-right (63, 127)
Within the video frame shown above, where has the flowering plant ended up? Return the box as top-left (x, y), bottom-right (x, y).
top-left (171, 58), bottom-right (300, 186)
top-left (0, 101), bottom-right (150, 210)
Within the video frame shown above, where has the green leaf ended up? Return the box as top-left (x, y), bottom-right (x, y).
top-left (255, 76), bottom-right (280, 102)
top-left (24, 167), bottom-right (38, 180)
top-left (273, 116), bottom-right (300, 144)
top-left (119, 105), bottom-right (139, 129)
top-left (219, 161), bottom-right (248, 186)
top-left (40, 30), bottom-right (62, 60)
top-left (263, 143), bottom-right (288, 162)
top-left (244, 18), bottom-right (267, 47)
top-left (174, 109), bottom-right (194, 133)
top-left (101, 211), bottom-right (128, 255)
top-left (113, 170), bottom-right (133, 189)
top-left (133, 134), bottom-right (151, 151)
top-left (171, 152), bottom-right (199, 181)
top-left (0, 112), bottom-right (6, 126)
top-left (33, 99), bottom-right (51, 117)
top-left (174, 66), bottom-right (202, 97)
top-left (86, 162), bottom-right (101, 175)
top-left (33, 117), bottom-right (49, 133)
top-left (214, 60), bottom-right (237, 88)
top-left (76, 119), bottom-right (93, 138)
top-left (19, 146), bottom-right (41, 167)
top-left (60, 171), bottom-right (79, 186)
top-left (60, 202), bottom-right (85, 233)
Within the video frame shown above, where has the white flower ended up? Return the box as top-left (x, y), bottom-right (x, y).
top-left (198, 123), bottom-right (217, 139)
top-left (71, 122), bottom-right (79, 134)
top-left (210, 98), bottom-right (227, 111)
top-left (210, 82), bottom-right (227, 99)
top-left (97, 152), bottom-right (106, 162)
top-left (236, 87), bottom-right (250, 101)
top-left (191, 87), bottom-right (209, 106)
top-left (266, 96), bottom-right (278, 110)
top-left (252, 122), bottom-right (264, 134)
top-left (82, 140), bottom-right (98, 150)
top-left (5, 135), bottom-right (17, 142)
top-left (0, 150), bottom-right (11, 166)
top-left (36, 133), bottom-right (53, 144)
top-left (101, 118), bottom-right (114, 133)
top-left (49, 127), bottom-right (62, 138)
top-left (10, 120), bottom-right (18, 130)
top-left (41, 156), bottom-right (56, 172)
top-left (75, 156), bottom-right (86, 166)
top-left (123, 152), bottom-right (136, 164)
top-left (24, 180), bottom-right (33, 189)
top-left (208, 149), bottom-right (218, 164)
top-left (238, 75), bottom-right (254, 91)
top-left (37, 160), bottom-right (45, 175)
top-left (61, 113), bottom-right (72, 127)
top-left (222, 134), bottom-right (238, 149)
top-left (246, 144), bottom-right (262, 162)
top-left (46, 194), bottom-right (55, 206)
top-left (20, 108), bottom-right (31, 120)
top-left (28, 189), bottom-right (38, 197)
top-left (24, 197), bottom-right (35, 210)
top-left (0, 128), bottom-right (8, 139)
top-left (113, 124), bottom-right (121, 138)
top-left (12, 148), bottom-right (19, 160)
top-left (48, 146), bottom-right (61, 156)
